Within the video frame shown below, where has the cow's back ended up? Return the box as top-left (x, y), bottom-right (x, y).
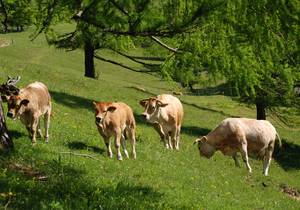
top-left (20, 82), bottom-right (51, 113)
top-left (108, 102), bottom-right (135, 127)
top-left (220, 118), bottom-right (277, 152)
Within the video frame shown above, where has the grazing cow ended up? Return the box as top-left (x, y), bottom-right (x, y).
top-left (93, 101), bottom-right (136, 160)
top-left (140, 94), bottom-right (184, 150)
top-left (6, 82), bottom-right (51, 145)
top-left (194, 118), bottom-right (281, 176)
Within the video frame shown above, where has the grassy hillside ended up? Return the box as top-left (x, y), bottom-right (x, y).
top-left (0, 30), bottom-right (300, 210)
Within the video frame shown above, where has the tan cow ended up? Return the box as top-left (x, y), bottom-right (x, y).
top-left (194, 118), bottom-right (281, 176)
top-left (93, 101), bottom-right (136, 160)
top-left (6, 82), bottom-right (51, 145)
top-left (140, 94), bottom-right (184, 150)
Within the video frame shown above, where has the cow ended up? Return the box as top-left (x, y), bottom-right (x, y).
top-left (6, 82), bottom-right (51, 145)
top-left (194, 118), bottom-right (281, 176)
top-left (139, 94), bottom-right (184, 150)
top-left (93, 101), bottom-right (136, 160)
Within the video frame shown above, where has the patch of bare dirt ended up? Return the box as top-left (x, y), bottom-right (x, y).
top-left (8, 162), bottom-right (48, 181)
top-left (0, 39), bottom-right (12, 48)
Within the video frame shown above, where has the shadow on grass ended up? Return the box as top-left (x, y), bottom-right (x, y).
top-left (0, 158), bottom-right (170, 209)
top-left (50, 91), bottom-right (94, 112)
top-left (187, 83), bottom-right (234, 96)
top-left (9, 129), bottom-right (26, 139)
top-left (181, 126), bottom-right (211, 137)
top-left (67, 141), bottom-right (105, 154)
top-left (274, 139), bottom-right (300, 171)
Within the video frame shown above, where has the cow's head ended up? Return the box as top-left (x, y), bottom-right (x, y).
top-left (7, 95), bottom-right (29, 119)
top-left (93, 101), bottom-right (116, 124)
top-left (139, 97), bottom-right (168, 123)
top-left (194, 136), bottom-right (215, 158)
top-left (0, 76), bottom-right (21, 102)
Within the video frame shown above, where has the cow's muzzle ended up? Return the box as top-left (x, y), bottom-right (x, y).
top-left (95, 116), bottom-right (102, 123)
top-left (7, 112), bottom-right (13, 118)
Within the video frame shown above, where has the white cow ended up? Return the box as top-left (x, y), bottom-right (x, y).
top-left (194, 118), bottom-right (281, 176)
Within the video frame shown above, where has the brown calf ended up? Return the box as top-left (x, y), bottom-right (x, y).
top-left (6, 82), bottom-right (51, 145)
top-left (93, 101), bottom-right (136, 160)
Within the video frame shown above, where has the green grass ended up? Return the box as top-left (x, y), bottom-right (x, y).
top-left (0, 29), bottom-right (300, 210)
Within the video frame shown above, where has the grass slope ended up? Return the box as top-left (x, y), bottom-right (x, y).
top-left (0, 30), bottom-right (300, 210)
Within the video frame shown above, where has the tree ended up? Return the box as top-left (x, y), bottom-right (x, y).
top-left (34, 0), bottom-right (216, 78)
top-left (0, 0), bottom-right (34, 33)
top-left (0, 0), bottom-right (8, 32)
top-left (162, 0), bottom-right (300, 120)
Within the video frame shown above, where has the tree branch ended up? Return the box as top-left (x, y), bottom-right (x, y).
top-left (74, 15), bottom-right (195, 37)
top-left (94, 54), bottom-right (158, 73)
top-left (108, 0), bottom-right (129, 16)
top-left (150, 36), bottom-right (181, 53)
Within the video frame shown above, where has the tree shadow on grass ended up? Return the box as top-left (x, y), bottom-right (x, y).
top-left (181, 126), bottom-right (211, 137)
top-left (50, 91), bottom-right (94, 112)
top-left (67, 141), bottom-right (105, 154)
top-left (0, 159), bottom-right (171, 209)
top-left (273, 139), bottom-right (300, 171)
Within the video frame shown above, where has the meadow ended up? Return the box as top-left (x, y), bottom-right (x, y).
top-left (0, 29), bottom-right (299, 210)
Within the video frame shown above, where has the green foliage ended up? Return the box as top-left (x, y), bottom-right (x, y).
top-left (163, 0), bottom-right (300, 116)
top-left (0, 0), bottom-right (34, 31)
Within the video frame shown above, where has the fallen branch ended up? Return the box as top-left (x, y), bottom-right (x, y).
top-left (59, 151), bottom-right (100, 160)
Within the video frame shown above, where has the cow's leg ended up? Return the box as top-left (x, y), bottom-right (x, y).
top-left (121, 132), bottom-right (129, 159)
top-left (239, 141), bottom-right (252, 173)
top-left (175, 125), bottom-right (181, 150)
top-left (154, 123), bottom-right (170, 149)
top-left (37, 119), bottom-right (43, 138)
top-left (114, 129), bottom-right (122, 160)
top-left (232, 152), bottom-right (240, 167)
top-left (44, 110), bottom-right (50, 143)
top-left (263, 142), bottom-right (274, 176)
top-left (128, 127), bottom-right (136, 159)
top-left (170, 130), bottom-right (177, 150)
top-left (103, 137), bottom-right (112, 158)
top-left (31, 118), bottom-right (39, 145)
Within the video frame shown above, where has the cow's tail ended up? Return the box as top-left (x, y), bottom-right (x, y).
top-left (276, 132), bottom-right (282, 148)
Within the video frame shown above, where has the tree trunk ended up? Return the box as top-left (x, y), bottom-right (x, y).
top-left (84, 40), bottom-right (96, 78)
top-left (0, 0), bottom-right (8, 33)
top-left (0, 98), bottom-right (13, 150)
top-left (255, 100), bottom-right (266, 120)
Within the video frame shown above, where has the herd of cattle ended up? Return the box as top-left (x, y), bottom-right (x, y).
top-left (0, 78), bottom-right (281, 176)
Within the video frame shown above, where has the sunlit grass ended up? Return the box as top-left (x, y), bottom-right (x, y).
top-left (0, 28), bottom-right (299, 210)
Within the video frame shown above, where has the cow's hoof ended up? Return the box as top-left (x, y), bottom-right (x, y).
top-left (117, 156), bottom-right (123, 161)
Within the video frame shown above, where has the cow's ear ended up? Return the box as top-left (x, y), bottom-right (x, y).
top-left (107, 106), bottom-right (117, 112)
top-left (20, 99), bottom-right (29, 106)
top-left (193, 138), bottom-right (201, 145)
top-left (194, 136), bottom-right (207, 144)
top-left (139, 99), bottom-right (147, 107)
top-left (157, 100), bottom-right (168, 107)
